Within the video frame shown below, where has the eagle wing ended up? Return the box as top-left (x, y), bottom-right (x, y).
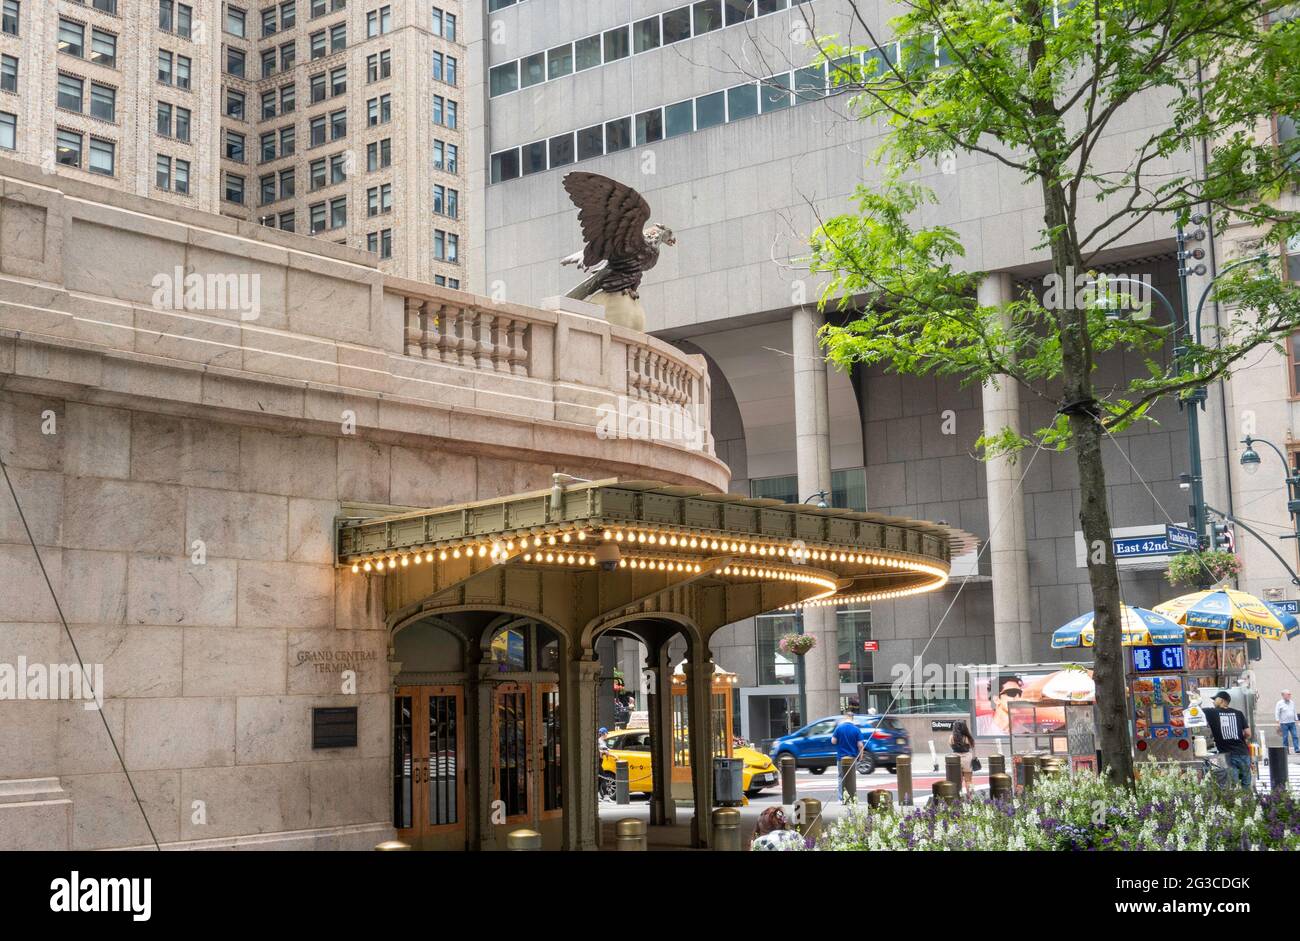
top-left (562, 172), bottom-right (652, 270)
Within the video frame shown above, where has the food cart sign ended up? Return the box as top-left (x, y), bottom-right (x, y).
top-left (1131, 644), bottom-right (1185, 673)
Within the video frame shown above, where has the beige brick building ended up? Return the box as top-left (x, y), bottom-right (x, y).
top-left (0, 0), bottom-right (465, 287)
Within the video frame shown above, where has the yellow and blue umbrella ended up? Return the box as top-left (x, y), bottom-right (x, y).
top-left (1051, 605), bottom-right (1186, 649)
top-left (1154, 588), bottom-right (1299, 641)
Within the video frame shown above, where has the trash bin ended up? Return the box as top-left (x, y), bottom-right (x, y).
top-left (714, 757), bottom-right (744, 806)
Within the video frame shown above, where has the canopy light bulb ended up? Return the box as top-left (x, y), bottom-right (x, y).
top-left (351, 563), bottom-right (360, 573)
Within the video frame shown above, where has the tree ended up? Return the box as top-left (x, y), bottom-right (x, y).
top-left (804, 0), bottom-right (1300, 784)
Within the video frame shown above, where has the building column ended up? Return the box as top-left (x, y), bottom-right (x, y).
top-left (793, 305), bottom-right (837, 717)
top-left (684, 644), bottom-right (715, 848)
top-left (644, 640), bottom-right (675, 827)
top-left (979, 273), bottom-right (1033, 662)
top-left (562, 656), bottom-right (602, 850)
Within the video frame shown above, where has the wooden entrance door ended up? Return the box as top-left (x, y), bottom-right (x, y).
top-left (394, 685), bottom-right (465, 847)
top-left (491, 682), bottom-right (563, 838)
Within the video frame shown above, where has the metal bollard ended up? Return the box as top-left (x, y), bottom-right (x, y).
top-left (711, 807), bottom-right (742, 851)
top-left (867, 788), bottom-right (892, 811)
top-left (896, 753), bottom-right (913, 806)
top-left (780, 753), bottom-right (797, 805)
top-left (615, 759), bottom-right (630, 805)
top-left (931, 780), bottom-right (959, 804)
top-left (945, 754), bottom-right (962, 787)
top-left (840, 756), bottom-right (857, 801)
top-left (989, 772), bottom-right (1013, 801)
top-left (795, 797), bottom-right (823, 844)
top-left (988, 752), bottom-right (1006, 777)
top-left (1022, 756), bottom-right (1038, 792)
top-left (1269, 746), bottom-right (1289, 791)
top-left (506, 829), bottom-right (542, 851)
top-left (615, 817), bottom-right (647, 851)
top-left (374, 839), bottom-right (411, 851)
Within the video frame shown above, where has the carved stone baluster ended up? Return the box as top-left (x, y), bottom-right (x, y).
top-left (508, 320), bottom-right (528, 375)
top-left (475, 310), bottom-right (494, 370)
top-left (404, 297), bottom-right (423, 357)
top-left (435, 305), bottom-right (454, 362)
top-left (457, 307), bottom-right (475, 367)
top-left (491, 316), bottom-right (511, 372)
top-left (423, 301), bottom-right (440, 360)
top-left (629, 346), bottom-right (645, 400)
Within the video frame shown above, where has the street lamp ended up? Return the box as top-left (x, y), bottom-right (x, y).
top-left (1239, 435), bottom-right (1300, 543)
top-left (788, 489), bottom-right (830, 728)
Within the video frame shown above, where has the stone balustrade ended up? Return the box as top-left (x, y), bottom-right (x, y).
top-left (0, 157), bottom-right (724, 491)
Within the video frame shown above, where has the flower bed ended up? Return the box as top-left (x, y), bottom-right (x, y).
top-left (818, 765), bottom-right (1300, 850)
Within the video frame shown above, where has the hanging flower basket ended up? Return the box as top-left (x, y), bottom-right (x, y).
top-left (1165, 549), bottom-right (1240, 587)
top-left (779, 633), bottom-right (817, 657)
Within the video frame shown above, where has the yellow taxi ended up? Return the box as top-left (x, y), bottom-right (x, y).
top-left (599, 728), bottom-right (780, 798)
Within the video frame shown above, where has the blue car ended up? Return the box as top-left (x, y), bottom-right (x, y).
top-left (769, 714), bottom-right (911, 775)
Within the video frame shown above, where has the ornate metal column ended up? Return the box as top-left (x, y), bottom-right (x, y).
top-left (563, 655), bottom-right (602, 850)
top-left (683, 644), bottom-right (715, 848)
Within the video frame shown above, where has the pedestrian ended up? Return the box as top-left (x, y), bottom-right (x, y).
top-left (597, 727), bottom-right (609, 758)
top-left (749, 807), bottom-right (804, 851)
top-left (1276, 690), bottom-right (1299, 755)
top-left (950, 718), bottom-right (976, 795)
top-left (1205, 691), bottom-right (1253, 789)
top-left (829, 710), bottom-right (865, 801)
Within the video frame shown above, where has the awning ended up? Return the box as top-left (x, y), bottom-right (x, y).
top-left (336, 478), bottom-right (971, 609)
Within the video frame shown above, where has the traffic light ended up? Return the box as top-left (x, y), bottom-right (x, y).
top-left (1211, 521), bottom-right (1235, 552)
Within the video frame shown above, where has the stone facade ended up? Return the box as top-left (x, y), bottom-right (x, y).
top-left (0, 158), bottom-right (723, 849)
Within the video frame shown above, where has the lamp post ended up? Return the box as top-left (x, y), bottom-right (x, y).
top-left (790, 490), bottom-right (830, 728)
top-left (1239, 436), bottom-right (1300, 544)
top-left (1095, 244), bottom-right (1269, 567)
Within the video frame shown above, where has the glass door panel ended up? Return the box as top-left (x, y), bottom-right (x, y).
top-left (494, 684), bottom-right (530, 821)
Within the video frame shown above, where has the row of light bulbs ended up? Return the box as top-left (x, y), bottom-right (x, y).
top-left (347, 524), bottom-right (945, 583)
top-left (786, 570), bottom-right (950, 609)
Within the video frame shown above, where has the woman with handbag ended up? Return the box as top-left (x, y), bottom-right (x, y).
top-left (950, 719), bottom-right (978, 795)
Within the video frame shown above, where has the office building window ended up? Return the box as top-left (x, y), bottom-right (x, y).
top-left (281, 83), bottom-right (295, 112)
top-left (575, 34), bottom-right (601, 71)
top-left (728, 82), bottom-right (759, 121)
top-left (58, 19), bottom-right (85, 58)
top-left (663, 6), bottom-right (692, 43)
top-left (157, 101), bottom-right (173, 136)
top-left (329, 195), bottom-right (346, 227)
top-left (605, 117), bottom-right (632, 153)
top-left (0, 54), bottom-right (15, 93)
top-left (88, 136), bottom-right (114, 175)
top-left (330, 151), bottom-right (347, 183)
top-left (260, 173), bottom-right (276, 204)
top-left (603, 26), bottom-right (630, 63)
top-left (724, 0), bottom-right (753, 26)
top-left (90, 83), bottom-right (116, 122)
top-left (309, 201), bottom-right (325, 233)
top-left (279, 167), bottom-right (295, 197)
top-left (330, 65), bottom-right (346, 95)
top-left (431, 7), bottom-right (455, 40)
top-left (311, 72), bottom-right (326, 102)
top-left (225, 172), bottom-right (245, 203)
top-left (491, 149), bottom-right (519, 184)
top-left (58, 74), bottom-right (84, 112)
top-left (520, 52), bottom-right (544, 88)
top-left (279, 210), bottom-right (295, 231)
top-left (309, 157), bottom-right (326, 189)
top-left (367, 138), bottom-right (390, 170)
top-left (368, 50), bottom-right (391, 82)
top-left (0, 111), bottom-right (13, 150)
top-left (635, 109), bottom-right (663, 145)
top-left (331, 22), bottom-right (346, 51)
top-left (176, 54), bottom-right (191, 89)
top-left (261, 89), bottom-right (276, 119)
top-left (665, 99), bottom-right (694, 137)
top-left (91, 28), bottom-right (116, 66)
top-left (366, 5), bottom-right (391, 37)
top-left (489, 62), bottom-right (517, 97)
top-left (175, 105), bottom-right (191, 141)
top-left (174, 158), bottom-right (190, 193)
top-left (280, 124), bottom-right (294, 155)
top-left (548, 134), bottom-right (574, 168)
top-left (696, 90), bottom-right (725, 129)
top-left (225, 129), bottom-right (245, 162)
top-left (226, 6), bottom-right (246, 37)
top-left (2, 1), bottom-right (17, 37)
top-left (366, 182), bottom-right (391, 215)
top-left (368, 93), bottom-right (390, 125)
top-left (633, 17), bottom-right (660, 54)
top-left (310, 30), bottom-right (326, 59)
top-left (694, 0), bottom-right (723, 34)
top-left (310, 114), bottom-right (326, 146)
top-left (57, 129), bottom-right (83, 166)
top-left (547, 44), bottom-right (572, 81)
top-left (158, 50), bottom-right (174, 84)
top-left (227, 46), bottom-right (245, 78)
top-left (330, 108), bottom-right (346, 138)
top-left (521, 141), bottom-right (545, 175)
top-left (368, 228), bottom-right (392, 259)
top-left (156, 155), bottom-right (172, 190)
top-left (227, 89), bottom-right (245, 119)
top-left (260, 131), bottom-right (276, 161)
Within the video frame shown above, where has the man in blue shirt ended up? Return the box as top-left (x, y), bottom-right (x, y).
top-left (830, 711), bottom-right (865, 801)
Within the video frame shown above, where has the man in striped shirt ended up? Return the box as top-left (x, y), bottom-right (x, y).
top-left (1205, 691), bottom-right (1253, 789)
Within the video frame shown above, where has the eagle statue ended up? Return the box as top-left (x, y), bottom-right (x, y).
top-left (559, 172), bottom-right (675, 330)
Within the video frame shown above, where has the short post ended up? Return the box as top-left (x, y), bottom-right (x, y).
top-left (988, 752), bottom-right (1005, 777)
top-left (1022, 756), bottom-right (1038, 793)
top-left (711, 806), bottom-right (742, 851)
top-left (374, 839), bottom-right (411, 851)
top-left (780, 753), bottom-right (797, 804)
top-left (795, 797), bottom-right (823, 844)
top-left (896, 754), bottom-right (913, 806)
top-left (839, 755), bottom-right (857, 801)
top-left (506, 829), bottom-right (542, 851)
top-left (945, 754), bottom-right (962, 788)
top-left (615, 759), bottom-right (630, 805)
top-left (615, 817), bottom-right (647, 851)
top-left (1269, 745), bottom-right (1289, 791)
top-left (928, 739), bottom-right (939, 772)
top-left (931, 780), bottom-right (959, 804)
top-left (867, 788), bottom-right (892, 811)
top-left (989, 773), bottom-right (1013, 802)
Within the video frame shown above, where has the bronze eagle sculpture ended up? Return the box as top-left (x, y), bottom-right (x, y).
top-left (560, 172), bottom-right (675, 302)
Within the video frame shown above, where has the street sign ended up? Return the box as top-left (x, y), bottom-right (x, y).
top-left (1112, 534), bottom-right (1177, 559)
top-left (930, 719), bottom-right (955, 732)
top-left (862, 640), bottom-right (879, 652)
top-left (1164, 524), bottom-right (1198, 552)
top-left (1272, 600), bottom-right (1299, 616)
